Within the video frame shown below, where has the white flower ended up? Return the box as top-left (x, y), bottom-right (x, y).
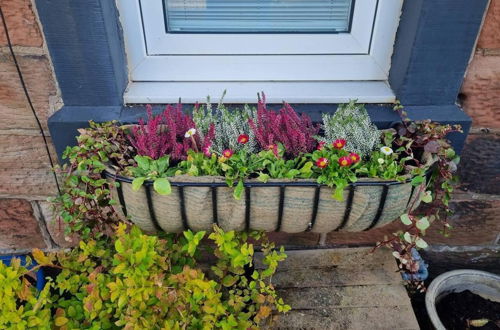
top-left (184, 128), bottom-right (196, 138)
top-left (380, 146), bottom-right (393, 156)
top-left (377, 158), bottom-right (385, 165)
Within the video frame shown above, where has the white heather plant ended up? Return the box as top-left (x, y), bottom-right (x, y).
top-left (193, 95), bottom-right (258, 154)
top-left (319, 100), bottom-right (380, 157)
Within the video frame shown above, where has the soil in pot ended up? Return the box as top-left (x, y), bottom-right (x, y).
top-left (436, 290), bottom-right (500, 330)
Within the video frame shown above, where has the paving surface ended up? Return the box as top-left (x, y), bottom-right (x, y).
top-left (256, 247), bottom-right (420, 330)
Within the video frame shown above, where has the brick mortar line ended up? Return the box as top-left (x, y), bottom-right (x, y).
top-left (0, 128), bottom-right (51, 136)
top-left (469, 127), bottom-right (500, 135)
top-left (475, 48), bottom-right (500, 56)
top-left (0, 45), bottom-right (45, 56)
top-left (452, 191), bottom-right (500, 202)
top-left (425, 244), bottom-right (500, 253)
top-left (31, 200), bottom-right (59, 249)
top-left (0, 247), bottom-right (67, 256)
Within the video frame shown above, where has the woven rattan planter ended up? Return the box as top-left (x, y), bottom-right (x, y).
top-left (105, 170), bottom-right (426, 234)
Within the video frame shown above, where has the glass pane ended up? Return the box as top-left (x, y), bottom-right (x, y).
top-left (164, 0), bottom-right (354, 33)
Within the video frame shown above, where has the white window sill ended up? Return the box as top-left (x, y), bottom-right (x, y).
top-left (124, 81), bottom-right (395, 104)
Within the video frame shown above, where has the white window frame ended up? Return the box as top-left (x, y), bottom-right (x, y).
top-left (142, 0), bottom-right (373, 55)
top-left (117, 0), bottom-right (403, 104)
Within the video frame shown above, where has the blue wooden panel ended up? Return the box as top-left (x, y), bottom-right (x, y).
top-left (390, 0), bottom-right (488, 105)
top-left (35, 0), bottom-right (127, 106)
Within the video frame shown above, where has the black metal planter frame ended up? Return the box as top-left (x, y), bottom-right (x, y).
top-left (105, 170), bottom-right (423, 233)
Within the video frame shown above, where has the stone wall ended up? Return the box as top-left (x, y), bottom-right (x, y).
top-left (0, 0), bottom-right (63, 253)
top-left (0, 0), bottom-right (498, 257)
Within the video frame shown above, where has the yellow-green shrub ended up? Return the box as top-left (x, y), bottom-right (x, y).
top-left (0, 258), bottom-right (52, 330)
top-left (1, 224), bottom-right (288, 329)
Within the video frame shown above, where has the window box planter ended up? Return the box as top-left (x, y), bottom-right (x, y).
top-left (105, 170), bottom-right (426, 234)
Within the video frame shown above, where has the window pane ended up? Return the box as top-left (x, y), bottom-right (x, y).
top-left (164, 0), bottom-right (354, 33)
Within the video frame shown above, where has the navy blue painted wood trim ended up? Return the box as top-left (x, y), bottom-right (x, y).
top-left (389, 0), bottom-right (488, 105)
top-left (35, 0), bottom-right (127, 106)
top-left (48, 104), bottom-right (471, 161)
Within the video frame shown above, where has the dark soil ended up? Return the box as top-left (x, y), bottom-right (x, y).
top-left (436, 290), bottom-right (500, 330)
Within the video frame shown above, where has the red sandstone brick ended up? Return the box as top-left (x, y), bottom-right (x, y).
top-left (0, 53), bottom-right (57, 132)
top-left (0, 134), bottom-right (58, 198)
top-left (477, 0), bottom-right (500, 49)
top-left (0, 198), bottom-right (46, 250)
top-left (461, 54), bottom-right (500, 128)
top-left (36, 201), bottom-right (77, 248)
top-left (0, 0), bottom-right (43, 47)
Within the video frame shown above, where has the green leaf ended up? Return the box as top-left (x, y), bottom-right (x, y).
top-left (257, 172), bottom-right (270, 183)
top-left (55, 317), bottom-right (69, 326)
top-left (400, 214), bottom-right (412, 226)
top-left (332, 186), bottom-right (344, 201)
top-left (421, 191), bottom-right (433, 203)
top-left (222, 275), bottom-right (238, 287)
top-left (445, 148), bottom-right (456, 159)
top-left (411, 176), bottom-right (424, 186)
top-left (131, 177), bottom-right (146, 191)
top-left (156, 156), bottom-right (170, 173)
top-left (115, 239), bottom-right (124, 253)
top-left (300, 161), bottom-right (313, 174)
top-left (153, 178), bottom-right (171, 195)
top-left (134, 155), bottom-right (150, 170)
top-left (184, 230), bottom-right (194, 239)
top-left (403, 232), bottom-right (412, 243)
top-left (233, 180), bottom-right (244, 200)
top-left (415, 237), bottom-right (428, 249)
top-left (416, 217), bottom-right (430, 231)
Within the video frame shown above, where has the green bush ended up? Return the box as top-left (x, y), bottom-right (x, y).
top-left (1, 224), bottom-right (289, 329)
top-left (0, 258), bottom-right (52, 329)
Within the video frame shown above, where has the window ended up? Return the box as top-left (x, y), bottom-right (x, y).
top-left (164, 0), bottom-right (353, 33)
top-left (117, 0), bottom-right (403, 103)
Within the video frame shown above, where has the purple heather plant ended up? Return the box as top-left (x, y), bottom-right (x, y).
top-left (248, 94), bottom-right (320, 158)
top-left (128, 104), bottom-right (214, 162)
top-left (128, 105), bottom-right (169, 160)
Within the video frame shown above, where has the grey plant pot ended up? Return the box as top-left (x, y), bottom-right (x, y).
top-left (425, 269), bottom-right (500, 330)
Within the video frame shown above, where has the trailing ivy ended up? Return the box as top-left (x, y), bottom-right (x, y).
top-left (50, 121), bottom-right (134, 239)
top-left (374, 102), bottom-right (462, 291)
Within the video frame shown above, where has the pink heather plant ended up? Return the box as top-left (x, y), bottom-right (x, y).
top-left (163, 103), bottom-right (214, 162)
top-left (128, 104), bottom-right (214, 162)
top-left (248, 94), bottom-right (320, 158)
top-left (128, 105), bottom-right (169, 160)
